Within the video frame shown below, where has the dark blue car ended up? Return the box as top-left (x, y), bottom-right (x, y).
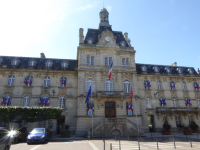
top-left (27, 128), bottom-right (47, 144)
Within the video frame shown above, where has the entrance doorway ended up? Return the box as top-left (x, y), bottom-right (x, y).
top-left (57, 116), bottom-right (65, 134)
top-left (148, 115), bottom-right (155, 132)
top-left (105, 102), bottom-right (116, 118)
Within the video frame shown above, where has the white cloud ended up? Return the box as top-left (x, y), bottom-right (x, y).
top-left (106, 5), bottom-right (112, 12)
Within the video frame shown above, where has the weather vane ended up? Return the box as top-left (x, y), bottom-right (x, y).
top-left (198, 68), bottom-right (200, 74)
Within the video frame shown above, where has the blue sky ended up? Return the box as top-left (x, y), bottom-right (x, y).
top-left (0, 0), bottom-right (199, 71)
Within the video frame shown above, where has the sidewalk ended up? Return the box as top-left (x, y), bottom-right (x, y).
top-left (49, 134), bottom-right (85, 141)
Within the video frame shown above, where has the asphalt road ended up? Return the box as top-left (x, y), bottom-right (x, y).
top-left (10, 139), bottom-right (200, 150)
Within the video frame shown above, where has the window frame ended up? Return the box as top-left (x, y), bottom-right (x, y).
top-left (44, 77), bottom-right (50, 87)
top-left (175, 115), bottom-right (181, 127)
top-left (105, 57), bottom-right (108, 66)
top-left (157, 81), bottom-right (162, 90)
top-left (197, 98), bottom-right (200, 108)
top-left (126, 58), bottom-right (129, 67)
top-left (22, 95), bottom-right (30, 107)
top-left (86, 78), bottom-right (94, 93)
top-left (124, 79), bottom-right (131, 93)
top-left (105, 79), bottom-right (113, 91)
top-left (146, 97), bottom-right (152, 108)
top-left (7, 76), bottom-right (15, 86)
top-left (122, 58), bottom-right (125, 67)
top-left (182, 82), bottom-right (187, 91)
top-left (59, 95), bottom-right (66, 109)
top-left (172, 97), bottom-right (178, 108)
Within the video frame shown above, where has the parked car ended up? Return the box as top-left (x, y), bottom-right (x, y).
top-left (27, 128), bottom-right (47, 144)
top-left (0, 127), bottom-right (12, 150)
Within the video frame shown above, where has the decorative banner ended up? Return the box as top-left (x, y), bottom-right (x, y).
top-left (144, 81), bottom-right (151, 89)
top-left (159, 98), bottom-right (166, 107)
top-left (170, 82), bottom-right (175, 90)
top-left (1, 96), bottom-right (11, 106)
top-left (24, 77), bottom-right (33, 86)
top-left (60, 77), bottom-right (67, 87)
top-left (193, 83), bottom-right (200, 91)
top-left (185, 98), bottom-right (192, 107)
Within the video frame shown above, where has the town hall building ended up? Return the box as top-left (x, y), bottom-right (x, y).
top-left (0, 8), bottom-right (200, 137)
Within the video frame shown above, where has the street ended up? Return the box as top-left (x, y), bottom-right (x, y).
top-left (10, 139), bottom-right (200, 150)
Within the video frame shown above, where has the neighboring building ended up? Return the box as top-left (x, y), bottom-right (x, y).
top-left (0, 8), bottom-right (200, 136)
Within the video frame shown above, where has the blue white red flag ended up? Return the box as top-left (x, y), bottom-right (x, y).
top-left (24, 77), bottom-right (27, 85)
top-left (39, 97), bottom-right (43, 105)
top-left (85, 85), bottom-right (91, 103)
top-left (144, 81), bottom-right (151, 89)
top-left (1, 97), bottom-right (7, 105)
top-left (108, 61), bottom-right (113, 80)
top-left (127, 103), bottom-right (133, 111)
top-left (27, 77), bottom-right (33, 86)
top-left (7, 98), bottom-right (11, 106)
top-left (185, 98), bottom-right (192, 107)
top-left (44, 97), bottom-right (49, 107)
top-left (170, 82), bottom-right (175, 90)
top-left (92, 103), bottom-right (94, 112)
top-left (193, 83), bottom-right (200, 91)
top-left (86, 102), bottom-right (89, 111)
top-left (60, 78), bottom-right (67, 87)
top-left (159, 98), bottom-right (166, 107)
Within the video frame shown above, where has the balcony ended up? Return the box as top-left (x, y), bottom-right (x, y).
top-left (97, 91), bottom-right (129, 98)
top-left (156, 107), bottom-right (200, 115)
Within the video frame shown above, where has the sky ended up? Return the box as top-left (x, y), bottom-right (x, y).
top-left (0, 0), bottom-right (200, 71)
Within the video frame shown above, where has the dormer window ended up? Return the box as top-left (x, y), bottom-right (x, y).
top-left (153, 66), bottom-right (159, 72)
top-left (141, 65), bottom-right (147, 72)
top-left (120, 41), bottom-right (126, 47)
top-left (165, 67), bottom-right (171, 73)
top-left (45, 61), bottom-right (53, 67)
top-left (61, 61), bottom-right (69, 68)
top-left (187, 68), bottom-right (194, 74)
top-left (29, 60), bottom-right (36, 66)
top-left (176, 68), bottom-right (182, 74)
top-left (87, 38), bottom-right (93, 44)
top-left (11, 59), bottom-right (20, 65)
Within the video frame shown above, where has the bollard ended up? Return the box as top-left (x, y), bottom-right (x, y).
top-left (137, 136), bottom-right (140, 150)
top-left (156, 134), bottom-right (158, 149)
top-left (173, 133), bottom-right (176, 149)
top-left (110, 143), bottom-right (112, 150)
top-left (119, 136), bottom-right (121, 150)
top-left (189, 134), bottom-right (192, 148)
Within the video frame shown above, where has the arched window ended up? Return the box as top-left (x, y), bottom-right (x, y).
top-left (39, 95), bottom-right (49, 107)
top-left (172, 97), bottom-right (178, 108)
top-left (157, 81), bottom-right (162, 90)
top-left (124, 79), bottom-right (130, 93)
top-left (197, 98), bottom-right (200, 108)
top-left (86, 78), bottom-right (94, 93)
top-left (11, 59), bottom-right (19, 65)
top-left (59, 95), bottom-right (66, 109)
top-left (1, 94), bottom-right (12, 106)
top-left (146, 97), bottom-right (152, 108)
top-left (182, 82), bottom-right (187, 90)
top-left (61, 61), bottom-right (69, 68)
top-left (44, 77), bottom-right (50, 87)
top-left (105, 79), bottom-right (113, 91)
top-left (0, 58), bottom-right (3, 65)
top-left (22, 95), bottom-right (30, 107)
top-left (8, 76), bottom-right (15, 86)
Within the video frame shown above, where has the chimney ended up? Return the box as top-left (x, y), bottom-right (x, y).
top-left (40, 53), bottom-right (46, 58)
top-left (79, 28), bottom-right (84, 44)
top-left (124, 32), bottom-right (131, 46)
top-left (171, 62), bottom-right (177, 66)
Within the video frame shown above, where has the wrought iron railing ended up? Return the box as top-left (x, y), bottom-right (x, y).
top-left (97, 91), bottom-right (125, 96)
top-left (156, 107), bottom-right (200, 113)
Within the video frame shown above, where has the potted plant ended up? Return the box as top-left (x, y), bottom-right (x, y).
top-left (60, 124), bottom-right (70, 137)
top-left (161, 123), bottom-right (171, 135)
top-left (177, 124), bottom-right (183, 130)
top-left (189, 121), bottom-right (199, 133)
top-left (182, 126), bottom-right (192, 135)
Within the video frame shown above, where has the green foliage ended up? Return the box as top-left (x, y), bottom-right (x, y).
top-left (0, 106), bottom-right (63, 123)
top-left (189, 121), bottom-right (199, 131)
top-left (64, 124), bottom-right (70, 131)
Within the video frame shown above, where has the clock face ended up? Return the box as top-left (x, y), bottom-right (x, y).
top-left (105, 37), bottom-right (110, 41)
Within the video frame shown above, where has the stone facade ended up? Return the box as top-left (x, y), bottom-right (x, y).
top-left (0, 8), bottom-right (200, 136)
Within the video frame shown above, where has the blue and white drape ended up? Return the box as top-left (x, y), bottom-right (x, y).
top-left (24, 76), bottom-right (33, 86)
top-left (170, 82), bottom-right (175, 90)
top-left (144, 81), bottom-right (151, 89)
top-left (1, 95), bottom-right (12, 106)
top-left (39, 95), bottom-right (49, 107)
top-left (159, 98), bottom-right (166, 107)
top-left (185, 98), bottom-right (192, 107)
top-left (193, 83), bottom-right (200, 91)
top-left (60, 77), bottom-right (67, 87)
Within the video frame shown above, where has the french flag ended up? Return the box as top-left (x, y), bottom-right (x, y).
top-left (92, 103), bottom-right (94, 112)
top-left (39, 97), bottom-right (43, 105)
top-left (27, 77), bottom-right (32, 86)
top-left (24, 77), bottom-right (27, 85)
top-left (108, 61), bottom-right (113, 80)
top-left (7, 98), bottom-right (11, 106)
top-left (86, 102), bottom-right (89, 111)
top-left (1, 97), bottom-right (6, 105)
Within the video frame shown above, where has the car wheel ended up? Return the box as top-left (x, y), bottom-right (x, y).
top-left (27, 142), bottom-right (30, 145)
top-left (4, 146), bottom-right (9, 150)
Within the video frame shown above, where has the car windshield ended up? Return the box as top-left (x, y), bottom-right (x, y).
top-left (31, 129), bottom-right (45, 133)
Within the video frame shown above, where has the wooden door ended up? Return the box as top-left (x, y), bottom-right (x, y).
top-left (105, 102), bottom-right (116, 118)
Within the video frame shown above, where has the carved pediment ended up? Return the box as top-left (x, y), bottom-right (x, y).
top-left (96, 29), bottom-right (119, 48)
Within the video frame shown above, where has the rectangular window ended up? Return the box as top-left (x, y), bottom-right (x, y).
top-left (22, 97), bottom-right (30, 107)
top-left (182, 82), bottom-right (187, 90)
top-left (8, 76), bottom-right (15, 86)
top-left (163, 115), bottom-right (168, 124)
top-left (197, 99), bottom-right (200, 108)
top-left (44, 77), bottom-right (50, 87)
top-left (109, 57), bottom-right (112, 66)
top-left (173, 98), bottom-right (178, 108)
top-left (146, 97), bottom-right (152, 108)
top-left (175, 116), bottom-right (181, 127)
top-left (87, 56), bottom-right (90, 65)
top-left (59, 99), bottom-right (65, 109)
top-left (157, 81), bottom-right (162, 90)
top-left (91, 56), bottom-right (94, 66)
top-left (188, 115), bottom-right (193, 124)
top-left (122, 58), bottom-right (125, 67)
top-left (126, 59), bottom-right (129, 67)
top-left (105, 58), bottom-right (108, 66)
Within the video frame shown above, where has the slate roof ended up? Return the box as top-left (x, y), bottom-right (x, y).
top-left (84, 25), bottom-right (129, 47)
top-left (0, 56), bottom-right (78, 70)
top-left (136, 63), bottom-right (198, 75)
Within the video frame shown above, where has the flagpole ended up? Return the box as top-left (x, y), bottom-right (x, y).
top-left (90, 80), bottom-right (93, 138)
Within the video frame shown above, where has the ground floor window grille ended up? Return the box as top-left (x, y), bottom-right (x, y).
top-left (39, 121), bottom-right (46, 128)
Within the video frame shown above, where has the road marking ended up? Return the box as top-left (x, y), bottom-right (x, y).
top-left (88, 141), bottom-right (99, 150)
top-left (29, 145), bottom-right (42, 150)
